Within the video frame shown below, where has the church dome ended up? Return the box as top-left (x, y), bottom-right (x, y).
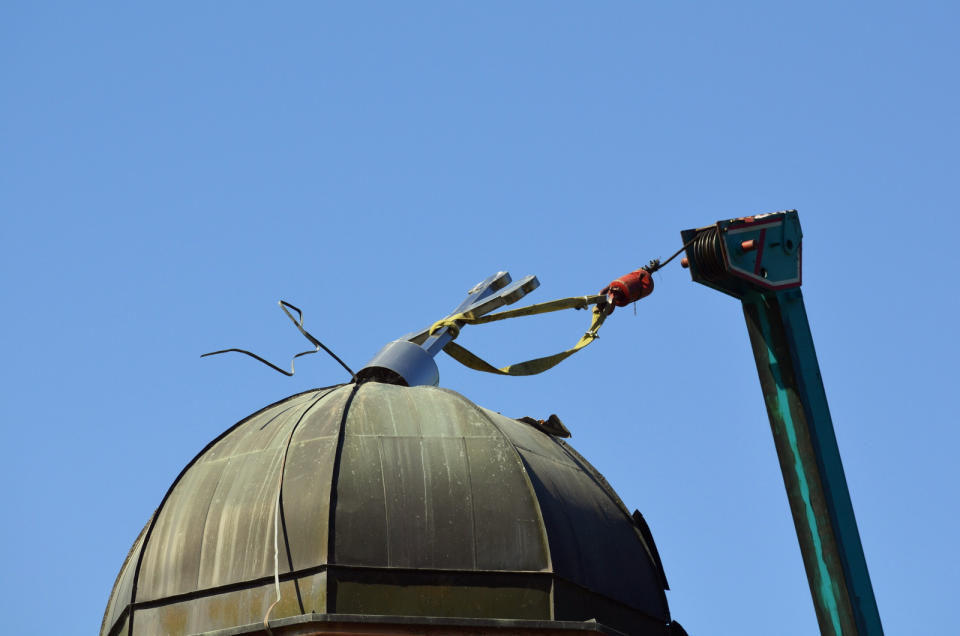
top-left (102, 382), bottom-right (676, 636)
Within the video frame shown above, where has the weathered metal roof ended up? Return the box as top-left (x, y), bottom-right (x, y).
top-left (102, 383), bottom-right (675, 636)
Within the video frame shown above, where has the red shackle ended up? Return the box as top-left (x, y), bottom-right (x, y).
top-left (602, 267), bottom-right (654, 308)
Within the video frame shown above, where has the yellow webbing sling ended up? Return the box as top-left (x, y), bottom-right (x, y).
top-left (427, 294), bottom-right (608, 376)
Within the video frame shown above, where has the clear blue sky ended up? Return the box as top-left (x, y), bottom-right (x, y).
top-left (2, 3), bottom-right (957, 634)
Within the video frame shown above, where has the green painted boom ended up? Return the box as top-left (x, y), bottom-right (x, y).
top-left (681, 211), bottom-right (883, 636)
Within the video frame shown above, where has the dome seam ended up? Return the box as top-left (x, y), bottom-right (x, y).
top-left (276, 389), bottom-right (338, 616)
top-left (459, 396), bottom-right (555, 575)
top-left (324, 381), bottom-right (362, 611)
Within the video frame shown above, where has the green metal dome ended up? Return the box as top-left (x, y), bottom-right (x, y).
top-left (101, 382), bottom-right (676, 636)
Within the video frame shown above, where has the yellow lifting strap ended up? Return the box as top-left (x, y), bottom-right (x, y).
top-left (428, 294), bottom-right (609, 376)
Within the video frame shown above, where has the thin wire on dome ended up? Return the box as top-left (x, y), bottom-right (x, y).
top-left (262, 391), bottom-right (327, 633)
top-left (202, 300), bottom-right (356, 381)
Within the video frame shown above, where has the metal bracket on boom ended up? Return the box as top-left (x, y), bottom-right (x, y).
top-left (681, 210), bottom-right (883, 636)
top-left (356, 271), bottom-right (539, 387)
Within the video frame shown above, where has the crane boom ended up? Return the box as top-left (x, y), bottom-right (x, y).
top-left (682, 211), bottom-right (883, 636)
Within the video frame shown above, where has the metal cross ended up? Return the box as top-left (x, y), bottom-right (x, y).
top-left (410, 271), bottom-right (539, 356)
top-left (357, 271), bottom-right (539, 386)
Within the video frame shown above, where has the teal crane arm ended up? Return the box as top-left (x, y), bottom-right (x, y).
top-left (681, 211), bottom-right (883, 636)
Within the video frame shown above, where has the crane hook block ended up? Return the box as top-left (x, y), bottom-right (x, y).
top-left (680, 210), bottom-right (802, 300)
top-left (603, 268), bottom-right (654, 307)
